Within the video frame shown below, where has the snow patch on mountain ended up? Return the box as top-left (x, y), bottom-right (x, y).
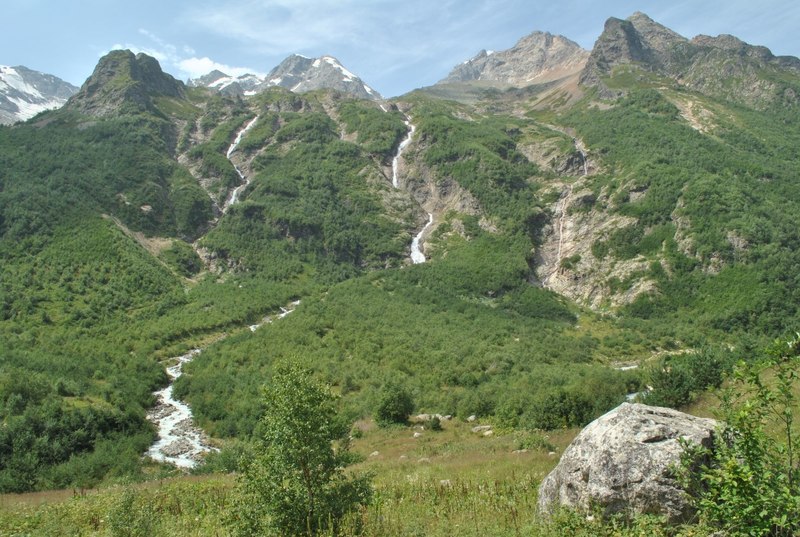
top-left (0, 65), bottom-right (77, 124)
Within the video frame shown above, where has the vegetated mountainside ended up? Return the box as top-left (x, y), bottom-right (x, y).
top-left (2, 10), bottom-right (800, 497)
top-left (0, 65), bottom-right (77, 125)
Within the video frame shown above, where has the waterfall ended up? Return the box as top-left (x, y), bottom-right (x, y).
top-left (223, 115), bottom-right (260, 211)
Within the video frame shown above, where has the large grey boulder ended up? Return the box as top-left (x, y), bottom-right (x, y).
top-left (537, 402), bottom-right (716, 523)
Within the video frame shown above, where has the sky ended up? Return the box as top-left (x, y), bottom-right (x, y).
top-left (3, 0), bottom-right (800, 98)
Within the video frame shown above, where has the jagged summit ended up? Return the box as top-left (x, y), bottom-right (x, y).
top-left (67, 50), bottom-right (185, 117)
top-left (191, 54), bottom-right (380, 100)
top-left (264, 54), bottom-right (380, 100)
top-left (0, 65), bottom-right (77, 125)
top-left (579, 12), bottom-right (687, 91)
top-left (579, 11), bottom-right (800, 108)
top-left (440, 31), bottom-right (589, 87)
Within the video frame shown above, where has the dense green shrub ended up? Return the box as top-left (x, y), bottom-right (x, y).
top-left (374, 382), bottom-right (414, 427)
top-left (679, 334), bottom-right (800, 536)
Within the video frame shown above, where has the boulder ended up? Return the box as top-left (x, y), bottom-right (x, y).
top-left (537, 402), bottom-right (716, 523)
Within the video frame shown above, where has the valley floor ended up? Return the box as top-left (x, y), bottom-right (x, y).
top-left (0, 418), bottom-right (719, 536)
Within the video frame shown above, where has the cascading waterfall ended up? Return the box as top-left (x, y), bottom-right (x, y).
top-left (146, 301), bottom-right (299, 469)
top-left (391, 118), bottom-right (416, 189)
top-left (388, 112), bottom-right (431, 263)
top-left (223, 115), bottom-right (260, 211)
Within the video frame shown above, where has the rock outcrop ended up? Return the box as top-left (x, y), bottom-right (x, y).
top-left (67, 50), bottom-right (185, 117)
top-left (537, 403), bottom-right (716, 523)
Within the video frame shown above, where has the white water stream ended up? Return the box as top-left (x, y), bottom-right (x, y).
top-left (411, 213), bottom-right (433, 264)
top-left (223, 115), bottom-right (260, 211)
top-left (146, 301), bottom-right (299, 468)
top-left (146, 349), bottom-right (215, 468)
top-left (391, 119), bottom-right (416, 189)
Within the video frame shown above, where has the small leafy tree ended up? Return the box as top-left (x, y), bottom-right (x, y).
top-left (679, 334), bottom-right (800, 536)
top-left (229, 363), bottom-right (372, 536)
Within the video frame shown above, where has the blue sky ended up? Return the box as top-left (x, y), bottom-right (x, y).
top-left (3, 0), bottom-right (799, 97)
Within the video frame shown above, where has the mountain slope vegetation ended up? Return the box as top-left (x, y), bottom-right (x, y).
top-left (1, 18), bottom-right (799, 533)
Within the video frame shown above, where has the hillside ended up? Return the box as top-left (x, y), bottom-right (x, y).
top-left (1, 11), bottom-right (799, 533)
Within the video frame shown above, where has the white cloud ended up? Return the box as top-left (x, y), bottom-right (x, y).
top-left (177, 57), bottom-right (264, 79)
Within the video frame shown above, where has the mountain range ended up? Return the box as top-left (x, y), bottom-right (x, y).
top-left (1, 10), bottom-right (800, 506)
top-left (188, 54), bottom-right (381, 100)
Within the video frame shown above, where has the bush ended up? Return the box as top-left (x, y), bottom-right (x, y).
top-left (373, 382), bottom-right (414, 427)
top-left (678, 334), bottom-right (800, 536)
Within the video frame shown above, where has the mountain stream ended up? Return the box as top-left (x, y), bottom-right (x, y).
top-left (146, 300), bottom-right (299, 468)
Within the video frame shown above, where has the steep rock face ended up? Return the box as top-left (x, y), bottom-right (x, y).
top-left (441, 32), bottom-right (589, 87)
top-left (538, 403), bottom-right (717, 523)
top-left (579, 12), bottom-right (686, 93)
top-left (0, 65), bottom-right (77, 124)
top-left (67, 50), bottom-right (186, 117)
top-left (581, 12), bottom-right (800, 108)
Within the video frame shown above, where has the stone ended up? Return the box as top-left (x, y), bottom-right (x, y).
top-left (537, 402), bottom-right (716, 524)
top-left (369, 451), bottom-right (380, 457)
top-left (413, 432), bottom-right (423, 438)
top-left (467, 415), bottom-right (477, 422)
top-left (471, 425), bottom-right (492, 433)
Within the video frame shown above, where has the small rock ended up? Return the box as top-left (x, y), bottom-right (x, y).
top-left (439, 479), bottom-right (452, 487)
top-left (483, 430), bottom-right (494, 437)
top-left (512, 449), bottom-right (529, 455)
top-left (369, 451), bottom-right (380, 457)
top-left (548, 451), bottom-right (556, 456)
top-left (413, 432), bottom-right (423, 438)
top-left (416, 413), bottom-right (431, 421)
top-left (417, 457), bottom-right (431, 464)
top-left (467, 415), bottom-right (477, 422)
top-left (471, 425), bottom-right (492, 433)
top-left (399, 455), bottom-right (408, 461)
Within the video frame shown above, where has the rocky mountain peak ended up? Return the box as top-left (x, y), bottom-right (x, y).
top-left (579, 12), bottom-right (687, 91)
top-left (440, 30), bottom-right (589, 87)
top-left (0, 65), bottom-right (77, 125)
top-left (580, 12), bottom-right (800, 108)
top-left (67, 50), bottom-right (185, 117)
top-left (263, 54), bottom-right (381, 100)
top-left (191, 54), bottom-right (380, 100)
